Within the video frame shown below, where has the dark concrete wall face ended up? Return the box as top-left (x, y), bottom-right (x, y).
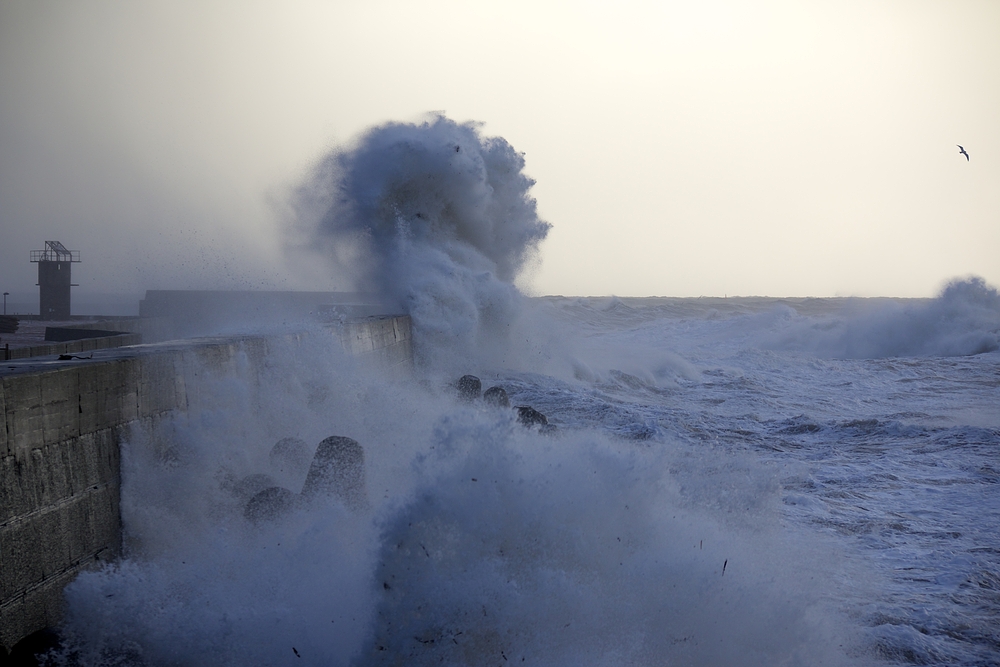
top-left (0, 428), bottom-right (122, 649)
top-left (0, 346), bottom-right (193, 650)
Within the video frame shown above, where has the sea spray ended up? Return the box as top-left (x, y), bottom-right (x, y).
top-left (53, 333), bottom-right (382, 667)
top-left (55, 327), bottom-right (866, 667)
top-left (762, 276), bottom-right (1000, 358)
top-left (296, 115), bottom-right (551, 373)
top-left (55, 287), bottom-right (1000, 664)
top-left (361, 410), bottom-right (859, 667)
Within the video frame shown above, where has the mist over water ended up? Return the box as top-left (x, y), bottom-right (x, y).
top-left (51, 118), bottom-right (1000, 666)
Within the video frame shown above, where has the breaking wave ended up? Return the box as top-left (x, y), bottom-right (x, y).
top-left (297, 115), bottom-right (551, 371)
top-left (766, 277), bottom-right (1000, 358)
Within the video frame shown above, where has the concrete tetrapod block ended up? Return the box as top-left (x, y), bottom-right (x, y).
top-left (244, 486), bottom-right (297, 523)
top-left (483, 386), bottom-right (510, 408)
top-left (455, 375), bottom-right (482, 402)
top-left (301, 436), bottom-right (367, 511)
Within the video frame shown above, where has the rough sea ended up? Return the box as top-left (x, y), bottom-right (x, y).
top-left (53, 289), bottom-right (1000, 667)
top-left (54, 117), bottom-right (1000, 666)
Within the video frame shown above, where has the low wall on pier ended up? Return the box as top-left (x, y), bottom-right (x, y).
top-left (0, 316), bottom-right (411, 651)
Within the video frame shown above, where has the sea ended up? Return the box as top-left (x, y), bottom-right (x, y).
top-left (54, 286), bottom-right (1000, 667)
top-left (50, 116), bottom-right (1000, 666)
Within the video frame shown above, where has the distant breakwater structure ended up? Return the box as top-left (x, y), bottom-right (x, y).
top-left (0, 291), bottom-right (412, 655)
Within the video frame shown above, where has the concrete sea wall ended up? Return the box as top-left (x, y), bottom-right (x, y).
top-left (341, 315), bottom-right (413, 371)
top-left (0, 354), bottom-right (179, 649)
top-left (3, 333), bottom-right (143, 362)
top-left (0, 316), bottom-right (411, 651)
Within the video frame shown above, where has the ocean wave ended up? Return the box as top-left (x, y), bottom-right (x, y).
top-left (765, 277), bottom-right (1000, 358)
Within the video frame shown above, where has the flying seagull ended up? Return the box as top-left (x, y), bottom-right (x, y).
top-left (958, 145), bottom-right (970, 161)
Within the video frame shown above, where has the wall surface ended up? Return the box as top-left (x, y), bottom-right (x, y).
top-left (0, 354), bottom-right (182, 649)
top-left (137, 290), bottom-right (384, 341)
top-left (340, 315), bottom-right (413, 375)
top-left (0, 316), bottom-right (412, 651)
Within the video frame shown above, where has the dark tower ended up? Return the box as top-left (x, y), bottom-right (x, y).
top-left (30, 241), bottom-right (80, 320)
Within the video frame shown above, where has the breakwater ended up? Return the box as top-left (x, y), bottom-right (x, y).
top-left (0, 316), bottom-right (411, 652)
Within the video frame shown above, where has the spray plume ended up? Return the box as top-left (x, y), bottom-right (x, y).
top-left (298, 116), bottom-right (551, 368)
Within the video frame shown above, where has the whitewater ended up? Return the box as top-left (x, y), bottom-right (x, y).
top-left (53, 117), bottom-right (1000, 666)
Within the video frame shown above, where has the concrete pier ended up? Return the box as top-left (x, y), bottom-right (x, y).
top-left (0, 316), bottom-right (411, 651)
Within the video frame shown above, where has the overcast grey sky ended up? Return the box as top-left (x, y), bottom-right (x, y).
top-left (1, 0), bottom-right (997, 302)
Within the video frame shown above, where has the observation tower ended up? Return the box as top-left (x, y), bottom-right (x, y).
top-left (30, 241), bottom-right (80, 320)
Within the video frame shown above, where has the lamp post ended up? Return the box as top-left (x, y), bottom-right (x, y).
top-left (2, 292), bottom-right (7, 315)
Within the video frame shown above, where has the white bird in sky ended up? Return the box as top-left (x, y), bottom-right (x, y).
top-left (957, 145), bottom-right (970, 161)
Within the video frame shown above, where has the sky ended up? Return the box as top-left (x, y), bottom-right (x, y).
top-left (1, 0), bottom-right (998, 308)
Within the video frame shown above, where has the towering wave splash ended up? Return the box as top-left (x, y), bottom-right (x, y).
top-left (767, 277), bottom-right (1000, 358)
top-left (299, 116), bottom-right (551, 369)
